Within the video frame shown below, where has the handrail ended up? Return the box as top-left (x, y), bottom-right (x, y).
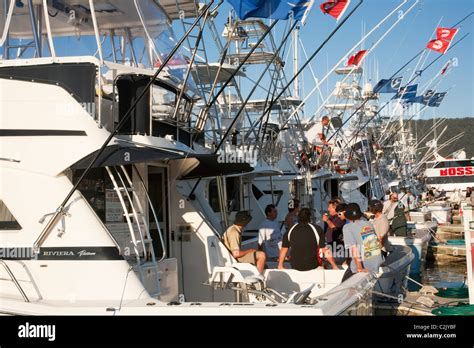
top-left (0, 260), bottom-right (30, 302)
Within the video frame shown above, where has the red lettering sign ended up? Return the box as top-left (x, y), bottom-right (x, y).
top-left (439, 167), bottom-right (474, 176)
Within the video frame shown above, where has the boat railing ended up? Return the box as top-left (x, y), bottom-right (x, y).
top-left (0, 260), bottom-right (30, 303)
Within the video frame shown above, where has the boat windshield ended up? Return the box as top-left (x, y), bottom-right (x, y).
top-left (0, 0), bottom-right (197, 92)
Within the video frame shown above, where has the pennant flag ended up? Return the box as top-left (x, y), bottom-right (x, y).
top-left (427, 38), bottom-right (451, 54)
top-left (428, 92), bottom-right (447, 107)
top-left (410, 89), bottom-right (436, 105)
top-left (395, 85), bottom-right (418, 100)
top-left (436, 27), bottom-right (459, 41)
top-left (227, 0), bottom-right (314, 20)
top-left (373, 76), bottom-right (402, 93)
top-left (347, 50), bottom-right (367, 66)
top-left (440, 60), bottom-right (451, 75)
top-left (320, 0), bottom-right (350, 21)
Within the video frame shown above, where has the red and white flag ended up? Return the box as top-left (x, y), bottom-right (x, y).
top-left (426, 39), bottom-right (451, 54)
top-left (347, 50), bottom-right (367, 66)
top-left (320, 0), bottom-right (350, 21)
top-left (436, 27), bottom-right (458, 41)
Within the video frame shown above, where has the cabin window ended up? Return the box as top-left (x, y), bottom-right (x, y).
top-left (208, 178), bottom-right (241, 213)
top-left (0, 201), bottom-right (21, 230)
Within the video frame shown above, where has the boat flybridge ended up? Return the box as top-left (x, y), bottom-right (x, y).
top-left (0, 0), bottom-right (385, 315)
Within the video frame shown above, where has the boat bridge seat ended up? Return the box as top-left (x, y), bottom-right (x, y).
top-left (204, 235), bottom-right (320, 304)
top-left (204, 235), bottom-right (264, 289)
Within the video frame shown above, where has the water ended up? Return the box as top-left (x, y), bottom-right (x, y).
top-left (409, 259), bottom-right (467, 291)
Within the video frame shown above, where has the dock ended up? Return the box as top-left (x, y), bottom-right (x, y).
top-left (374, 289), bottom-right (469, 315)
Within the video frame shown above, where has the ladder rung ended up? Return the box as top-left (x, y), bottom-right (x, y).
top-left (123, 213), bottom-right (145, 217)
top-left (118, 187), bottom-right (134, 192)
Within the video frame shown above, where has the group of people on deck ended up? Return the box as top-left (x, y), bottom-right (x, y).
top-left (219, 115), bottom-right (419, 280)
top-left (221, 191), bottom-right (411, 280)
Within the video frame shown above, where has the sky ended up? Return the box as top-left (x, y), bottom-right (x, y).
top-left (172, 0), bottom-right (474, 120)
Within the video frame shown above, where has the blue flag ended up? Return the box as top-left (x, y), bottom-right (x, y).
top-left (395, 84), bottom-right (418, 100)
top-left (428, 92), bottom-right (447, 107)
top-left (408, 89), bottom-right (435, 105)
top-left (373, 76), bottom-right (402, 93)
top-left (226, 0), bottom-right (313, 20)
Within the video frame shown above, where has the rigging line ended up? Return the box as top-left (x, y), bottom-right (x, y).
top-left (379, 44), bottom-right (461, 146)
top-left (422, 15), bottom-right (445, 72)
top-left (239, 18), bottom-right (291, 99)
top-left (380, 15), bottom-right (444, 134)
top-left (299, 37), bottom-right (325, 105)
top-left (384, 1), bottom-right (424, 73)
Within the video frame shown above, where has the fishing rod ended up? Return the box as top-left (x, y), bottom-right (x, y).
top-left (33, 0), bottom-right (217, 251)
top-left (187, 20), bottom-right (297, 199)
top-left (246, 0), bottom-right (364, 137)
top-left (172, 2), bottom-right (217, 138)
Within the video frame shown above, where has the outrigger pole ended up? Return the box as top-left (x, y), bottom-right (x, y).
top-left (33, 0), bottom-right (219, 251)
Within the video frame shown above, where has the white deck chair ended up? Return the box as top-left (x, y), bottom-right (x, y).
top-left (205, 235), bottom-right (315, 304)
top-left (204, 235), bottom-right (265, 301)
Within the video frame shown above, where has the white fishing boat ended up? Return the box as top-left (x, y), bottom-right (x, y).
top-left (0, 0), bottom-right (379, 316)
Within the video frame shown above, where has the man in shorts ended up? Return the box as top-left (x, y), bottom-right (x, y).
top-left (222, 211), bottom-right (266, 273)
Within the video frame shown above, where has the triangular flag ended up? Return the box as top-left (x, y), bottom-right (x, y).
top-left (436, 27), bottom-right (458, 41)
top-left (347, 50), bottom-right (367, 66)
top-left (320, 0), bottom-right (350, 21)
top-left (427, 39), bottom-right (451, 54)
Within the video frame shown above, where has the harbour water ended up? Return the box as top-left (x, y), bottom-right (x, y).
top-left (409, 256), bottom-right (467, 291)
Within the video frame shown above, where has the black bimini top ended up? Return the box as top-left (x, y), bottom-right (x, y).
top-left (71, 144), bottom-right (254, 179)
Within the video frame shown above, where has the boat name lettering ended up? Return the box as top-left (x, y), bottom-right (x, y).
top-left (78, 250), bottom-right (96, 257)
top-left (439, 167), bottom-right (474, 176)
top-left (42, 251), bottom-right (74, 256)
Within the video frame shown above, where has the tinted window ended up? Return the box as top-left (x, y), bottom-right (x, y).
top-left (0, 201), bottom-right (21, 230)
top-left (433, 160), bottom-right (474, 168)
